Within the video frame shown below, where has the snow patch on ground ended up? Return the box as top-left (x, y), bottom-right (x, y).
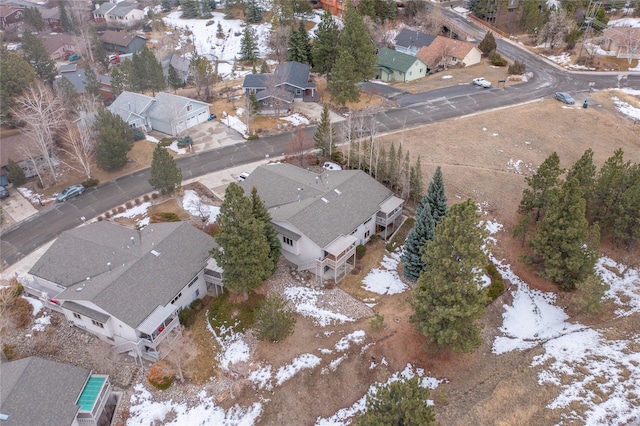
top-left (361, 251), bottom-right (409, 295)
top-left (182, 189), bottom-right (220, 224)
top-left (283, 287), bottom-right (355, 326)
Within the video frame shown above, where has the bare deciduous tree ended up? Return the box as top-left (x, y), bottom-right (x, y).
top-left (59, 96), bottom-right (101, 179)
top-left (267, 25), bottom-right (291, 63)
top-left (287, 127), bottom-right (312, 167)
top-left (537, 9), bottom-right (575, 49)
top-left (11, 82), bottom-right (65, 186)
top-left (162, 326), bottom-right (199, 383)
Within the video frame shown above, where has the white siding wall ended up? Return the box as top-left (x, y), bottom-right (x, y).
top-left (170, 270), bottom-right (208, 310)
top-left (61, 301), bottom-right (118, 342)
top-left (463, 47), bottom-right (483, 67)
top-left (349, 214), bottom-right (377, 245)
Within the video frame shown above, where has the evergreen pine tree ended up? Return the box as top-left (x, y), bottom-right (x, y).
top-left (313, 103), bottom-right (335, 156)
top-left (251, 187), bottom-right (281, 273)
top-left (161, 0), bottom-right (174, 13)
top-left (181, 0), bottom-right (200, 18)
top-left (224, 0), bottom-right (234, 19)
top-left (212, 183), bottom-right (273, 300)
top-left (396, 144), bottom-right (403, 189)
top-left (22, 30), bottom-right (57, 84)
top-left (518, 152), bottom-right (564, 222)
top-left (358, 0), bottom-right (376, 20)
top-left (566, 148), bottom-right (597, 202)
top-left (260, 60), bottom-right (269, 73)
top-left (610, 162), bottom-right (640, 247)
top-left (146, 49), bottom-right (167, 96)
top-left (83, 65), bottom-right (101, 97)
top-left (254, 295), bottom-right (296, 342)
top-left (401, 203), bottom-right (435, 282)
top-left (376, 146), bottom-right (387, 185)
top-left (90, 26), bottom-right (109, 70)
top-left (359, 377), bottom-right (436, 426)
top-left (409, 155), bottom-right (424, 203)
top-left (0, 49), bottom-right (36, 119)
top-left (149, 144), bottom-right (183, 195)
top-left (337, 0), bottom-right (376, 82)
top-left (94, 109), bottom-right (135, 171)
top-left (287, 21), bottom-right (310, 64)
top-left (328, 47), bottom-right (360, 106)
top-left (59, 1), bottom-right (73, 33)
top-left (216, 22), bottom-right (225, 38)
top-left (478, 31), bottom-right (497, 55)
top-left (24, 7), bottom-right (45, 31)
top-left (410, 199), bottom-right (489, 353)
top-left (55, 76), bottom-right (77, 107)
top-left (109, 66), bottom-right (127, 98)
top-left (200, 0), bottom-right (213, 18)
top-left (298, 20), bottom-right (312, 67)
top-left (246, 0), bottom-right (262, 23)
top-left (167, 64), bottom-right (183, 92)
top-left (529, 178), bottom-right (598, 291)
top-left (426, 166), bottom-right (447, 223)
top-left (312, 9), bottom-right (339, 76)
top-left (239, 26), bottom-right (258, 61)
top-left (248, 91), bottom-right (260, 114)
top-left (6, 158), bottom-right (26, 186)
top-left (591, 148), bottom-right (630, 229)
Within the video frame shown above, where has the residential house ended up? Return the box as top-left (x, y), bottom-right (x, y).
top-left (374, 48), bottom-right (428, 83)
top-left (601, 27), bottom-right (640, 61)
top-left (0, 356), bottom-right (114, 426)
top-left (0, 132), bottom-right (60, 180)
top-left (162, 53), bottom-right (191, 85)
top-left (416, 36), bottom-right (482, 70)
top-left (319, 0), bottom-right (345, 16)
top-left (41, 33), bottom-right (77, 60)
top-left (40, 6), bottom-right (60, 31)
top-left (0, 5), bottom-right (22, 28)
top-left (242, 61), bottom-right (317, 114)
top-left (107, 91), bottom-right (210, 135)
top-left (394, 29), bottom-right (436, 56)
top-left (239, 164), bottom-right (404, 283)
top-left (93, 1), bottom-right (146, 28)
top-left (25, 221), bottom-right (223, 362)
top-left (57, 64), bottom-right (114, 99)
top-left (100, 29), bottom-right (146, 54)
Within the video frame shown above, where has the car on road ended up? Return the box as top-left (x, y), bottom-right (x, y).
top-left (554, 92), bottom-right (575, 105)
top-left (472, 78), bottom-right (492, 88)
top-left (0, 186), bottom-right (9, 200)
top-left (56, 184), bottom-right (85, 202)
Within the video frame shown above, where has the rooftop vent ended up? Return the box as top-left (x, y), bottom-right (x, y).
top-left (334, 189), bottom-right (342, 195)
top-left (131, 236), bottom-right (135, 245)
top-left (321, 197), bottom-right (329, 204)
top-left (151, 249), bottom-right (160, 257)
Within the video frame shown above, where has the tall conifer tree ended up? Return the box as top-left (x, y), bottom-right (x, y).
top-left (251, 187), bottom-right (281, 273)
top-left (401, 203), bottom-right (436, 282)
top-left (149, 144), bottom-right (182, 195)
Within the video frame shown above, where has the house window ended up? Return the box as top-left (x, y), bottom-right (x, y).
top-left (365, 230), bottom-right (371, 239)
top-left (187, 105), bottom-right (193, 112)
top-left (283, 236), bottom-right (293, 246)
top-left (73, 312), bottom-right (82, 320)
top-left (419, 68), bottom-right (423, 73)
top-left (363, 217), bottom-right (372, 225)
top-left (187, 276), bottom-right (198, 287)
top-left (193, 289), bottom-right (200, 299)
top-left (452, 57), bottom-right (458, 62)
top-left (91, 319), bottom-right (104, 328)
top-left (171, 292), bottom-right (182, 304)
top-left (409, 71), bottom-right (412, 76)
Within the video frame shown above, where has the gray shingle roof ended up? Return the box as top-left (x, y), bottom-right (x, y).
top-left (94, 2), bottom-right (115, 15)
top-left (240, 164), bottom-right (393, 248)
top-left (107, 91), bottom-right (155, 122)
top-left (29, 221), bottom-right (217, 329)
top-left (242, 73), bottom-right (267, 89)
top-left (100, 30), bottom-right (146, 48)
top-left (58, 67), bottom-right (110, 94)
top-left (110, 2), bottom-right (138, 17)
top-left (273, 61), bottom-right (315, 90)
top-left (375, 48), bottom-right (426, 73)
top-left (394, 29), bottom-right (436, 49)
top-left (1, 357), bottom-right (91, 425)
top-left (145, 92), bottom-right (210, 123)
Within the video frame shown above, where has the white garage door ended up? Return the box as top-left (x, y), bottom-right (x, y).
top-left (186, 115), bottom-right (197, 128)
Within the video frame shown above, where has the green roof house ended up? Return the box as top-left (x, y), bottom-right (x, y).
top-left (374, 48), bottom-right (428, 83)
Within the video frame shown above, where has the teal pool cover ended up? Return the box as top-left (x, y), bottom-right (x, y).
top-left (76, 376), bottom-right (105, 411)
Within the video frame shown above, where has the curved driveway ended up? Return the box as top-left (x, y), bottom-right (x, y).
top-left (2, 14), bottom-right (639, 268)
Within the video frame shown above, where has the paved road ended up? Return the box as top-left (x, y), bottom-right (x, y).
top-left (2, 14), bottom-right (639, 268)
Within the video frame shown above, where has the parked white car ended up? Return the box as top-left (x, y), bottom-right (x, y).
top-left (323, 162), bottom-right (342, 171)
top-left (237, 172), bottom-right (250, 182)
top-left (472, 78), bottom-right (492, 88)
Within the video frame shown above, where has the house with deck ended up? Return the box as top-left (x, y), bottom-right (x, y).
top-left (0, 356), bottom-right (114, 426)
top-left (0, 5), bottom-right (22, 28)
top-left (239, 164), bottom-right (404, 283)
top-left (100, 29), bottom-right (146, 54)
top-left (107, 91), bottom-right (210, 136)
top-left (57, 64), bottom-right (114, 99)
top-left (242, 61), bottom-right (317, 114)
top-left (42, 33), bottom-right (77, 60)
top-left (25, 221), bottom-right (223, 362)
top-left (374, 48), bottom-right (428, 83)
top-left (93, 1), bottom-right (146, 28)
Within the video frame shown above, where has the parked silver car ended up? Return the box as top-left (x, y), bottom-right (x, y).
top-left (554, 92), bottom-right (575, 105)
top-left (56, 184), bottom-right (85, 202)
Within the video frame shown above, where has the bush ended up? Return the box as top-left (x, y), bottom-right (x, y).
top-left (247, 133), bottom-right (259, 140)
top-left (370, 312), bottom-right (385, 331)
top-left (190, 298), bottom-right (205, 312)
top-left (176, 136), bottom-right (193, 148)
top-left (150, 212), bottom-right (180, 223)
top-left (9, 297), bottom-right (33, 329)
top-left (135, 198), bottom-right (141, 205)
top-left (132, 128), bottom-right (145, 141)
top-left (144, 194), bottom-right (151, 202)
top-left (159, 138), bottom-right (173, 147)
top-left (148, 360), bottom-right (174, 390)
top-left (488, 51), bottom-right (507, 66)
top-left (82, 178), bottom-right (99, 188)
top-left (2, 343), bottom-right (17, 360)
top-left (254, 295), bottom-right (296, 342)
top-left (178, 307), bottom-right (196, 327)
top-left (331, 151), bottom-right (344, 164)
top-left (203, 222), bottom-right (221, 237)
top-left (356, 245), bottom-right (367, 259)
top-left (6, 158), bottom-right (26, 186)
top-left (117, 206), bottom-right (125, 213)
top-left (508, 60), bottom-right (526, 75)
top-left (125, 201), bottom-right (133, 209)
top-left (486, 263), bottom-right (505, 301)
top-left (104, 211), bottom-right (111, 218)
top-left (151, 193), bottom-right (159, 199)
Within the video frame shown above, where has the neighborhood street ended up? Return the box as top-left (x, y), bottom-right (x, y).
top-left (1, 12), bottom-right (639, 268)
